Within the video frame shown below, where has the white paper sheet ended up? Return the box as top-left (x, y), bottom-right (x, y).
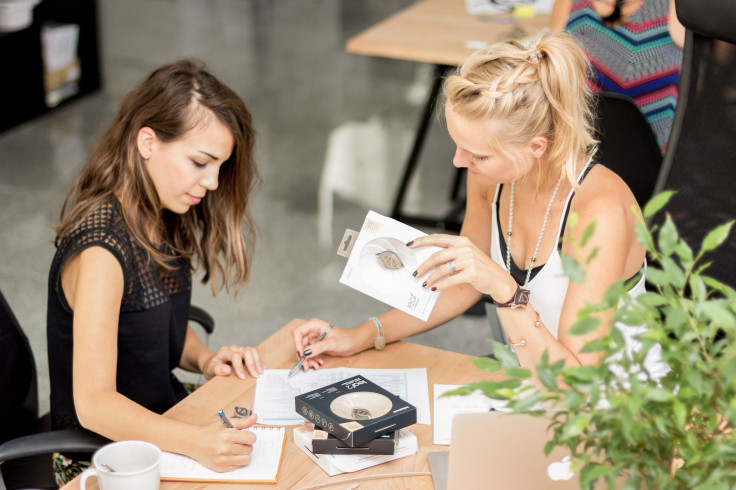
top-left (253, 368), bottom-right (431, 425)
top-left (433, 384), bottom-right (510, 445)
top-left (293, 425), bottom-right (418, 476)
top-left (339, 210), bottom-right (441, 321)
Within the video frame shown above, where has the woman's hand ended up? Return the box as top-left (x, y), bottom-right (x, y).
top-left (291, 318), bottom-right (369, 373)
top-left (203, 345), bottom-right (265, 380)
top-left (191, 413), bottom-right (259, 473)
top-left (409, 234), bottom-right (515, 300)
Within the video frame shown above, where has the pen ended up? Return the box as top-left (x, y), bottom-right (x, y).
top-left (217, 409), bottom-right (234, 428)
top-left (289, 323), bottom-right (334, 378)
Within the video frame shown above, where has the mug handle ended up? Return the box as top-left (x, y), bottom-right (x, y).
top-left (79, 467), bottom-right (98, 490)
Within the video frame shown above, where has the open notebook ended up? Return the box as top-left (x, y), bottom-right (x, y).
top-left (160, 426), bottom-right (286, 483)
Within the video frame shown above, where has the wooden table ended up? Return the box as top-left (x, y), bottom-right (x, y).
top-left (62, 319), bottom-right (497, 489)
top-left (346, 0), bottom-right (550, 231)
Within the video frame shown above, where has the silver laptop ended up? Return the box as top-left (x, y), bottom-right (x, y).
top-left (438, 411), bottom-right (581, 490)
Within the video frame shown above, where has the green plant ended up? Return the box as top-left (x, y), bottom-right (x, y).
top-left (447, 192), bottom-right (736, 489)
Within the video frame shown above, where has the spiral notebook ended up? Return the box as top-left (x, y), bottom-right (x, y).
top-left (160, 426), bottom-right (286, 483)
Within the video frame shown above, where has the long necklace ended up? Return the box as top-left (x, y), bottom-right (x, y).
top-left (505, 176), bottom-right (563, 287)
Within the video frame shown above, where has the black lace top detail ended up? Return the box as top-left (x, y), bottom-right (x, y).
top-left (47, 199), bottom-right (192, 431)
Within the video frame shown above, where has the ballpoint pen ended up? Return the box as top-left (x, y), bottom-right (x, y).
top-left (288, 323), bottom-right (334, 378)
top-left (217, 409), bottom-right (235, 428)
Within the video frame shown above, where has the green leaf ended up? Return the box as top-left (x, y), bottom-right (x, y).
top-left (472, 356), bottom-right (502, 373)
top-left (635, 220), bottom-right (655, 251)
top-left (642, 190), bottom-right (675, 219)
top-left (493, 344), bottom-right (520, 369)
top-left (701, 220), bottom-right (734, 253)
top-left (505, 367), bottom-right (532, 379)
top-left (674, 239), bottom-right (694, 264)
top-left (657, 217), bottom-right (678, 257)
top-left (673, 400), bottom-right (687, 428)
top-left (698, 301), bottom-right (736, 329)
top-left (536, 359), bottom-right (561, 391)
top-left (644, 388), bottom-right (673, 402)
top-left (569, 317), bottom-right (600, 336)
top-left (562, 253), bottom-right (586, 283)
top-left (689, 275), bottom-right (707, 303)
top-left (580, 221), bottom-right (596, 247)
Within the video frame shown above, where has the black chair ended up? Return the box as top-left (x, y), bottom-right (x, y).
top-left (593, 91), bottom-right (663, 208)
top-left (0, 288), bottom-right (108, 489)
top-left (650, 0), bottom-right (736, 288)
top-left (0, 287), bottom-right (215, 489)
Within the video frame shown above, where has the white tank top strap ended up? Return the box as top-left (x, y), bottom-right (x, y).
top-left (552, 157), bottom-right (595, 244)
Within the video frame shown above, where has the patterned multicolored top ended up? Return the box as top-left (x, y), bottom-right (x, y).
top-left (565, 0), bottom-right (682, 153)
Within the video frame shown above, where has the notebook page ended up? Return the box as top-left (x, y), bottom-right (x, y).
top-left (160, 426), bottom-right (286, 483)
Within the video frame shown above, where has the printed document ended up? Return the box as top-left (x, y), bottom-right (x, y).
top-left (253, 367), bottom-right (431, 425)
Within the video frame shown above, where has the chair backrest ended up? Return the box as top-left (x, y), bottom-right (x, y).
top-left (593, 91), bottom-right (663, 208)
top-left (651, 0), bottom-right (736, 287)
top-left (0, 288), bottom-right (38, 444)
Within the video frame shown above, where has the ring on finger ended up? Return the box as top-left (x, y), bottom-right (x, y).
top-left (446, 260), bottom-right (457, 274)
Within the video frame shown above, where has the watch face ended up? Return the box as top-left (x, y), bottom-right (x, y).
top-left (374, 336), bottom-right (386, 350)
top-left (516, 288), bottom-right (530, 306)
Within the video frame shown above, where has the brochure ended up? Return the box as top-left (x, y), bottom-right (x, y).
top-left (339, 210), bottom-right (441, 321)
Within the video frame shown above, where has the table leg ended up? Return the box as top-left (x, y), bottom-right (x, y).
top-left (390, 64), bottom-right (465, 232)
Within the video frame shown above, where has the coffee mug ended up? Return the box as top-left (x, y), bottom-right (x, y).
top-left (80, 440), bottom-right (161, 490)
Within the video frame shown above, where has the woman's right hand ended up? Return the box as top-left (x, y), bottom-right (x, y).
top-left (291, 318), bottom-right (369, 373)
top-left (192, 413), bottom-right (259, 473)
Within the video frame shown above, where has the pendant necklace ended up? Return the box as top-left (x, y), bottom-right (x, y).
top-left (505, 176), bottom-right (563, 287)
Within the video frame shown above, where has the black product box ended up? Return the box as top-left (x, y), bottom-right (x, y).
top-left (311, 428), bottom-right (398, 455)
top-left (295, 375), bottom-right (417, 447)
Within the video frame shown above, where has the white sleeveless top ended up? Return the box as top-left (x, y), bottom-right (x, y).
top-left (490, 161), bottom-right (668, 379)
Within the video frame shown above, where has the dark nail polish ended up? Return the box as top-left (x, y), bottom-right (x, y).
top-left (303, 348), bottom-right (312, 356)
top-left (406, 240), bottom-right (414, 247)
top-left (412, 270), bottom-right (418, 277)
top-left (431, 286), bottom-right (437, 291)
top-left (422, 281), bottom-right (427, 288)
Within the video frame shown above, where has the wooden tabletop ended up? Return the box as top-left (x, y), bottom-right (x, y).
top-left (62, 319), bottom-right (497, 489)
top-left (347, 0), bottom-right (551, 67)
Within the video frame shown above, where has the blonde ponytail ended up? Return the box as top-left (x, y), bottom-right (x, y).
top-left (443, 32), bottom-right (597, 189)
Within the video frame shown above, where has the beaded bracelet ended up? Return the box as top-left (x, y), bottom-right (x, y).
top-left (507, 311), bottom-right (542, 347)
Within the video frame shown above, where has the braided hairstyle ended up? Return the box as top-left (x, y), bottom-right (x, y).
top-left (443, 32), bottom-right (597, 190)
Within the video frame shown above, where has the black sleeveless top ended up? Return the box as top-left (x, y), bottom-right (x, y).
top-left (47, 199), bottom-right (191, 430)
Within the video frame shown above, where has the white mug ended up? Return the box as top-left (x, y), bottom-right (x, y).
top-left (80, 440), bottom-right (161, 490)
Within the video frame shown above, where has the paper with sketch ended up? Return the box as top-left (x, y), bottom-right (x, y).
top-left (340, 210), bottom-right (441, 321)
top-left (433, 384), bottom-right (510, 445)
top-left (253, 368), bottom-right (430, 425)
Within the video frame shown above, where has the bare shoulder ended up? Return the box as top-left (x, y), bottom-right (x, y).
top-left (61, 245), bottom-right (124, 310)
top-left (569, 164), bottom-right (642, 232)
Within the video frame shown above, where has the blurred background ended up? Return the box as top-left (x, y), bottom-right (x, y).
top-left (0, 0), bottom-right (492, 415)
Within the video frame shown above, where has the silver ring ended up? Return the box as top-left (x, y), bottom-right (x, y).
top-left (446, 260), bottom-right (457, 274)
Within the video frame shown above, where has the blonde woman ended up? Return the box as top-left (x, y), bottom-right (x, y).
top-left (47, 60), bottom-right (264, 484)
top-left (292, 33), bottom-right (663, 376)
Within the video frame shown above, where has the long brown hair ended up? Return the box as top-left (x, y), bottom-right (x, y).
top-left (56, 59), bottom-right (258, 293)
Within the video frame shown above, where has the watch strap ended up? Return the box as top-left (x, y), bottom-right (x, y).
top-left (493, 284), bottom-right (530, 309)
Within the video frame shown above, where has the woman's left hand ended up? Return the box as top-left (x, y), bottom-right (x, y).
top-left (409, 233), bottom-right (511, 298)
top-left (203, 345), bottom-right (265, 380)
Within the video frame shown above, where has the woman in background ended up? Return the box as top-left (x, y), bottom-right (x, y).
top-left (292, 32), bottom-right (666, 379)
top-left (551, 0), bottom-right (684, 153)
top-left (47, 60), bottom-right (264, 485)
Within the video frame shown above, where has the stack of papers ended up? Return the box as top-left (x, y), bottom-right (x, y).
top-left (294, 424), bottom-right (418, 476)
